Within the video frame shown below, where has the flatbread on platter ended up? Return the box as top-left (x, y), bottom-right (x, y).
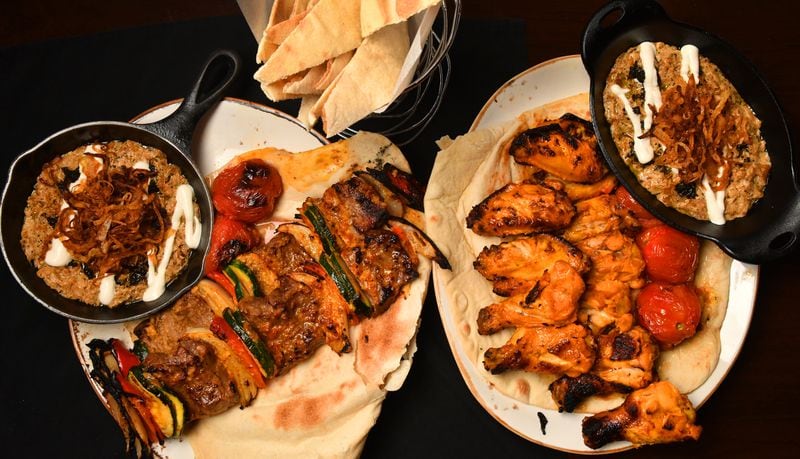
top-left (424, 94), bottom-right (731, 413)
top-left (191, 132), bottom-right (431, 457)
top-left (77, 133), bottom-right (430, 459)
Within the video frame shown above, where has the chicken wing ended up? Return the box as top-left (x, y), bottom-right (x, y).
top-left (483, 323), bottom-right (596, 377)
top-left (467, 182), bottom-right (575, 237)
top-left (477, 261), bottom-right (585, 334)
top-left (509, 113), bottom-right (606, 183)
top-left (473, 234), bottom-right (590, 297)
top-left (582, 381), bottom-right (702, 449)
top-left (593, 326), bottom-right (658, 390)
top-left (549, 373), bottom-right (631, 413)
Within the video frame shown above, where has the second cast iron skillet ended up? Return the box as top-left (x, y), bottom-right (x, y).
top-left (581, 0), bottom-right (799, 263)
top-left (1, 50), bottom-right (240, 323)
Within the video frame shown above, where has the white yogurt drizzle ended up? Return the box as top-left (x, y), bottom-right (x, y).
top-left (69, 146), bottom-right (104, 192)
top-left (610, 84), bottom-right (655, 164)
top-left (142, 184), bottom-right (201, 301)
top-left (680, 44), bottom-right (700, 84)
top-left (133, 160), bottom-right (150, 170)
top-left (701, 174), bottom-right (726, 225)
top-left (639, 42), bottom-right (663, 131)
top-left (98, 275), bottom-right (116, 305)
top-left (44, 238), bottom-right (72, 266)
top-left (45, 147), bottom-right (104, 267)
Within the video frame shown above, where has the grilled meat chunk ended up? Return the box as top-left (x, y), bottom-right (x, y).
top-left (143, 337), bottom-right (240, 421)
top-left (259, 231), bottom-right (316, 277)
top-left (134, 291), bottom-right (214, 355)
top-left (594, 326), bottom-right (659, 390)
top-left (466, 182), bottom-right (575, 237)
top-left (237, 275), bottom-right (329, 376)
top-left (582, 381), bottom-right (702, 449)
top-left (509, 113), bottom-right (606, 183)
top-left (477, 261), bottom-right (585, 334)
top-left (312, 175), bottom-right (388, 248)
top-left (341, 228), bottom-right (418, 315)
top-left (474, 234), bottom-right (590, 297)
top-left (483, 323), bottom-right (596, 377)
top-left (549, 373), bottom-right (632, 413)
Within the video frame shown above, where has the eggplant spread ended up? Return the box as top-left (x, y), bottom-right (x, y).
top-left (87, 164), bottom-right (449, 457)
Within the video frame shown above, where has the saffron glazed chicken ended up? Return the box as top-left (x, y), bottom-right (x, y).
top-left (473, 234), bottom-right (590, 297)
top-left (467, 112), bottom-right (702, 449)
top-left (466, 182), bottom-right (575, 237)
top-left (477, 260), bottom-right (586, 334)
top-left (483, 323), bottom-right (596, 377)
top-left (582, 381), bottom-right (702, 449)
top-left (509, 113), bottom-right (607, 184)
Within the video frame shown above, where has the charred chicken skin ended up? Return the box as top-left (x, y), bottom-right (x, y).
top-left (582, 381), bottom-right (702, 449)
top-left (549, 373), bottom-right (632, 413)
top-left (466, 182), bottom-right (575, 237)
top-left (477, 261), bottom-right (586, 334)
top-left (473, 234), bottom-right (590, 297)
top-left (483, 323), bottom-right (596, 377)
top-left (593, 326), bottom-right (659, 390)
top-left (509, 113), bottom-right (606, 184)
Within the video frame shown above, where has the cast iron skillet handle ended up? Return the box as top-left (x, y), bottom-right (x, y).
top-left (142, 49), bottom-right (241, 154)
top-left (719, 198), bottom-right (800, 263)
top-left (581, 0), bottom-right (667, 70)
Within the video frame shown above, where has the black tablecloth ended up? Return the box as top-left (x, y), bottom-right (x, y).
top-left (0, 14), bottom-right (557, 458)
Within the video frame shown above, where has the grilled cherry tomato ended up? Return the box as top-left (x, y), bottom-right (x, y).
top-left (205, 215), bottom-right (261, 274)
top-left (636, 224), bottom-right (699, 283)
top-left (615, 186), bottom-right (660, 227)
top-left (212, 159), bottom-right (283, 223)
top-left (636, 282), bottom-right (701, 347)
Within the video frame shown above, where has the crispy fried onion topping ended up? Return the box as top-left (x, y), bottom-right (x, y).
top-left (52, 155), bottom-right (167, 277)
top-left (644, 76), bottom-right (753, 191)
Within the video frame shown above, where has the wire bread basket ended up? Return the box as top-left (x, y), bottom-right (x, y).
top-left (337, 0), bottom-right (461, 146)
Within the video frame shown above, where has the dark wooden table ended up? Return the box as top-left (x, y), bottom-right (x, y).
top-left (2, 1), bottom-right (798, 458)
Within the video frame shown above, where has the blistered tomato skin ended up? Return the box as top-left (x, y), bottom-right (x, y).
top-left (212, 159), bottom-right (283, 223)
top-left (636, 224), bottom-right (699, 283)
top-left (205, 215), bottom-right (261, 274)
top-left (615, 186), bottom-right (659, 227)
top-left (636, 282), bottom-right (701, 347)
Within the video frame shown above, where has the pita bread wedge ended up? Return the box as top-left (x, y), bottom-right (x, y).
top-left (424, 95), bottom-right (732, 414)
top-left (188, 132), bottom-right (431, 457)
top-left (314, 22), bottom-right (410, 136)
top-left (257, 0), bottom-right (296, 63)
top-left (283, 61), bottom-right (327, 95)
top-left (361, 0), bottom-right (441, 37)
top-left (254, 0), bottom-right (363, 86)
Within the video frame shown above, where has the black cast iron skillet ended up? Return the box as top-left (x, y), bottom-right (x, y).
top-left (581, 0), bottom-right (799, 263)
top-left (1, 49), bottom-right (240, 323)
